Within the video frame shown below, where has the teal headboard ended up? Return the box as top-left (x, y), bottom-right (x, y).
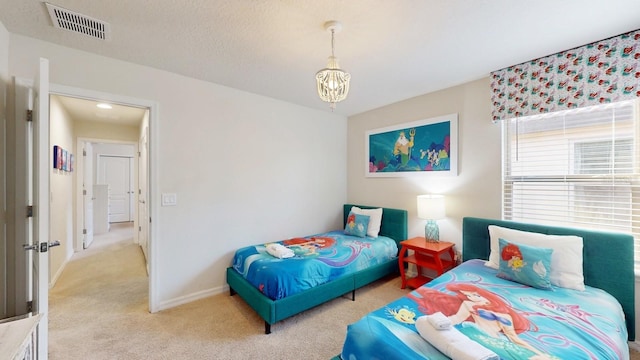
top-left (343, 204), bottom-right (408, 251)
top-left (462, 217), bottom-right (635, 341)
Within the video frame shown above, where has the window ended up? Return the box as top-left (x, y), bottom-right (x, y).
top-left (502, 100), bottom-right (640, 270)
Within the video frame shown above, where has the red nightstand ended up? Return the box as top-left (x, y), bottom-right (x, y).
top-left (398, 237), bottom-right (455, 289)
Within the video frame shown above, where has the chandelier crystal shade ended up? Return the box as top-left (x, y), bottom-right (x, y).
top-left (316, 21), bottom-right (350, 110)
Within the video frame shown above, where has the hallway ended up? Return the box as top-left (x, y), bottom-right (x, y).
top-left (48, 222), bottom-right (148, 359)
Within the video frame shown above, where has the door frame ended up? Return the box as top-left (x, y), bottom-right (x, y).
top-left (52, 83), bottom-right (159, 313)
top-left (75, 139), bottom-right (138, 249)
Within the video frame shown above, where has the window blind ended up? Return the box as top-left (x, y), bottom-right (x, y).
top-left (502, 99), bottom-right (640, 270)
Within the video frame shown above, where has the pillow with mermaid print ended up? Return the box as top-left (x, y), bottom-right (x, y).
top-left (344, 212), bottom-right (370, 238)
top-left (496, 238), bottom-right (553, 290)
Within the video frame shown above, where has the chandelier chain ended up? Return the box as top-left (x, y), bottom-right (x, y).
top-left (331, 29), bottom-right (335, 58)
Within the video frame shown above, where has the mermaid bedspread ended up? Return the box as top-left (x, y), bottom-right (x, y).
top-left (341, 259), bottom-right (629, 360)
top-left (231, 230), bottom-right (398, 300)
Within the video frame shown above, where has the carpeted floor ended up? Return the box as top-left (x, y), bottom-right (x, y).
top-left (48, 222), bottom-right (409, 359)
top-left (49, 223), bottom-right (640, 359)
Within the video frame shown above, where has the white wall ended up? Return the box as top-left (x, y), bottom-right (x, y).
top-left (0, 20), bottom-right (9, 318)
top-left (74, 121), bottom-right (139, 142)
top-left (49, 95), bottom-right (75, 285)
top-left (347, 78), bottom-right (502, 252)
top-left (8, 34), bottom-right (347, 309)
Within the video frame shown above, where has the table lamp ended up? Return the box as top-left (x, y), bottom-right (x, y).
top-left (417, 194), bottom-right (446, 242)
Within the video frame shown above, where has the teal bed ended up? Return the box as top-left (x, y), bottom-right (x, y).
top-left (337, 217), bottom-right (635, 360)
top-left (461, 217), bottom-right (635, 341)
top-left (226, 204), bottom-right (408, 334)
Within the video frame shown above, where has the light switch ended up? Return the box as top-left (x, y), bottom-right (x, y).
top-left (161, 193), bottom-right (177, 206)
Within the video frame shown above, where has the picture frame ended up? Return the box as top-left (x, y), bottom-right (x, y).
top-left (55, 145), bottom-right (64, 170)
top-left (62, 149), bottom-right (68, 171)
top-left (53, 145), bottom-right (60, 169)
top-left (365, 113), bottom-right (458, 177)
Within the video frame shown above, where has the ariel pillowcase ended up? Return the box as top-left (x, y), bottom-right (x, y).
top-left (344, 212), bottom-right (370, 238)
top-left (496, 238), bottom-right (553, 290)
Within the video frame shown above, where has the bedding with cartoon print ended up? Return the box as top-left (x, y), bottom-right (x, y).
top-left (231, 230), bottom-right (398, 300)
top-left (340, 259), bottom-right (629, 360)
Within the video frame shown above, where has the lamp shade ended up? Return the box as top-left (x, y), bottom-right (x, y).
top-left (417, 195), bottom-right (446, 220)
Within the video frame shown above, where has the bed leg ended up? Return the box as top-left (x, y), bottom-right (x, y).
top-left (265, 322), bottom-right (271, 334)
top-left (229, 287), bottom-right (236, 296)
top-left (351, 289), bottom-right (355, 301)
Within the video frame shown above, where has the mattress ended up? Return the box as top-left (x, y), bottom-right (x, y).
top-left (231, 230), bottom-right (399, 300)
top-left (341, 259), bottom-right (629, 360)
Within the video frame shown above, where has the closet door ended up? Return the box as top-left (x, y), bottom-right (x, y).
top-left (97, 155), bottom-right (132, 223)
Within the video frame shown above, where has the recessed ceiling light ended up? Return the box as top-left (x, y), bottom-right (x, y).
top-left (96, 103), bottom-right (112, 109)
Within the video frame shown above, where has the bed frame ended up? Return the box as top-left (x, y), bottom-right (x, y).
top-left (226, 204), bottom-right (408, 334)
top-left (462, 217), bottom-right (635, 341)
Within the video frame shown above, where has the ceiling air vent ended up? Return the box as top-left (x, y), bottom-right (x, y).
top-left (45, 3), bottom-right (111, 41)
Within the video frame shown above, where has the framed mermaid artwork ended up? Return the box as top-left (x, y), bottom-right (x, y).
top-left (365, 113), bottom-right (458, 177)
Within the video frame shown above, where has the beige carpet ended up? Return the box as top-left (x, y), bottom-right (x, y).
top-left (48, 223), bottom-right (408, 359)
top-left (49, 223), bottom-right (640, 359)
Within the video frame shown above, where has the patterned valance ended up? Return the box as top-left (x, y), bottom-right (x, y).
top-left (490, 29), bottom-right (639, 121)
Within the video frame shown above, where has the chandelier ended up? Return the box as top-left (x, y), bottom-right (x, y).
top-left (316, 20), bottom-right (350, 110)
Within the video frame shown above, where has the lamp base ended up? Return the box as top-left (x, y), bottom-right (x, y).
top-left (424, 220), bottom-right (439, 243)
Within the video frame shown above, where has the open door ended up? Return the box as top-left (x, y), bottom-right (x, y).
top-left (32, 56), bottom-right (52, 360)
top-left (138, 124), bottom-right (149, 263)
top-left (5, 57), bottom-right (52, 359)
top-left (82, 142), bottom-right (94, 248)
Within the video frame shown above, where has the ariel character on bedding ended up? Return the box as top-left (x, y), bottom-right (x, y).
top-left (282, 236), bottom-right (335, 257)
top-left (409, 283), bottom-right (557, 360)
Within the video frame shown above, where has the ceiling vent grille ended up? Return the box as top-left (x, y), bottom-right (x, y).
top-left (45, 3), bottom-right (111, 41)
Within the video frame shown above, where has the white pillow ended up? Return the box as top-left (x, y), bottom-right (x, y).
top-left (486, 225), bottom-right (585, 291)
top-left (350, 206), bottom-right (383, 238)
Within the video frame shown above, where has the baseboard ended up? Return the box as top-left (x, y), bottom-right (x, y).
top-left (629, 340), bottom-right (640, 351)
top-left (49, 252), bottom-right (72, 288)
top-left (156, 285), bottom-right (228, 312)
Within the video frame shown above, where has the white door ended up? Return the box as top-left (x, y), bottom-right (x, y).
top-left (138, 126), bottom-right (149, 262)
top-left (9, 58), bottom-right (51, 360)
top-left (97, 155), bottom-right (132, 223)
top-left (32, 57), bottom-right (52, 360)
top-left (82, 142), bottom-right (94, 248)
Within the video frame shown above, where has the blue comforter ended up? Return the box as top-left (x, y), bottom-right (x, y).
top-left (231, 230), bottom-right (398, 300)
top-left (341, 259), bottom-right (629, 360)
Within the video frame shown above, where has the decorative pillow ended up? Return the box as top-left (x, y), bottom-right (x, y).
top-left (486, 225), bottom-right (585, 291)
top-left (344, 212), bottom-right (370, 238)
top-left (350, 206), bottom-right (383, 237)
top-left (496, 238), bottom-right (553, 290)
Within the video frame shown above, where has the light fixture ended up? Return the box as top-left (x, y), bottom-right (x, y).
top-left (417, 195), bottom-right (446, 242)
top-left (96, 103), bottom-right (112, 109)
top-left (316, 20), bottom-right (350, 111)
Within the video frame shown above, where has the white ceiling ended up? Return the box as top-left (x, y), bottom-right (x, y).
top-left (2, 0), bottom-right (640, 117)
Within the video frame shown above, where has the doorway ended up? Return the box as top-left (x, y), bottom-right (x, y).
top-left (48, 85), bottom-right (157, 312)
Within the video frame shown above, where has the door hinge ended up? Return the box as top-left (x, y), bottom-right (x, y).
top-left (83, 149), bottom-right (87, 156)
top-left (83, 229), bottom-right (87, 235)
top-left (139, 226), bottom-right (142, 232)
top-left (27, 206), bottom-right (33, 218)
top-left (83, 189), bottom-right (87, 195)
top-left (138, 151), bottom-right (141, 157)
top-left (27, 301), bottom-right (33, 313)
top-left (26, 110), bottom-right (33, 122)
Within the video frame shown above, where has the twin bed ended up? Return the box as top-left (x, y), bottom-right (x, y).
top-left (226, 204), bottom-right (407, 334)
top-left (341, 217), bottom-right (635, 359)
top-left (227, 206), bottom-right (635, 359)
